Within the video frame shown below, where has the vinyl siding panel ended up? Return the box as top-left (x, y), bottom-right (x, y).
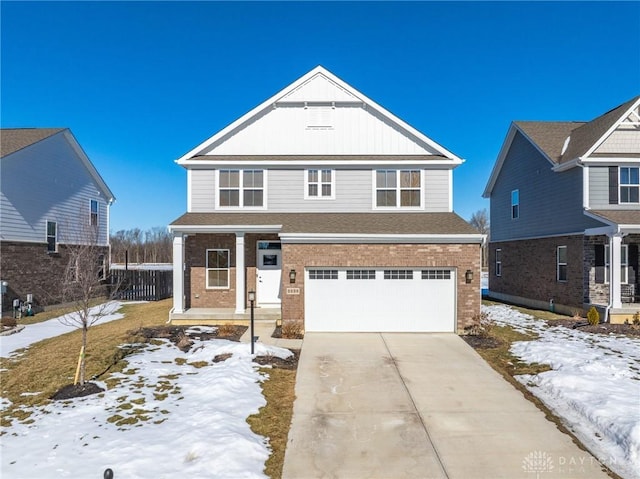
top-left (0, 133), bottom-right (110, 246)
top-left (424, 169), bottom-right (450, 212)
top-left (190, 170), bottom-right (216, 212)
top-left (594, 130), bottom-right (640, 154)
top-left (589, 164), bottom-right (640, 210)
top-left (490, 131), bottom-right (602, 242)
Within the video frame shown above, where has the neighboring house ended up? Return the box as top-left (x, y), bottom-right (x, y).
top-left (483, 96), bottom-right (640, 322)
top-left (169, 66), bottom-right (483, 333)
top-left (0, 128), bottom-right (115, 312)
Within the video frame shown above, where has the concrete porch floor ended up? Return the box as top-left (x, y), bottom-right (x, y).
top-left (170, 307), bottom-right (281, 325)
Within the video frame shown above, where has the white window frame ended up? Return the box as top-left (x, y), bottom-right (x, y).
top-left (511, 189), bottom-right (519, 219)
top-left (604, 244), bottom-right (629, 284)
top-left (215, 169), bottom-right (267, 209)
top-left (620, 167), bottom-right (639, 204)
top-left (372, 169), bottom-right (424, 209)
top-left (557, 246), bottom-right (567, 282)
top-left (304, 169), bottom-right (335, 200)
top-left (90, 199), bottom-right (99, 227)
top-left (495, 248), bottom-right (502, 277)
top-left (46, 220), bottom-right (57, 253)
top-left (206, 249), bottom-right (230, 289)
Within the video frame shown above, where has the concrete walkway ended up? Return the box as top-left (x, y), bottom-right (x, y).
top-left (282, 333), bottom-right (609, 479)
top-left (239, 320), bottom-right (303, 350)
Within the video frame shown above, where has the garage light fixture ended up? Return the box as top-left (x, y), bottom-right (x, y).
top-left (289, 269), bottom-right (297, 283)
top-left (465, 269), bottom-right (473, 284)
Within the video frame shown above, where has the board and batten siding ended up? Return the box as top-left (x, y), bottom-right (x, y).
top-left (188, 168), bottom-right (451, 213)
top-left (490, 131), bottom-right (602, 242)
top-left (0, 132), bottom-right (110, 246)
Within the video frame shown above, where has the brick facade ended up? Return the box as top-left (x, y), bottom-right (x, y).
top-left (0, 240), bottom-right (109, 312)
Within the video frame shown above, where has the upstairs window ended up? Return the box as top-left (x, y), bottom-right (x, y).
top-left (375, 170), bottom-right (421, 208)
top-left (511, 190), bottom-right (519, 219)
top-left (620, 167), bottom-right (639, 203)
top-left (46, 221), bottom-right (57, 253)
top-left (306, 169), bottom-right (334, 199)
top-left (90, 199), bottom-right (99, 226)
top-left (218, 170), bottom-right (264, 208)
top-left (557, 246), bottom-right (567, 282)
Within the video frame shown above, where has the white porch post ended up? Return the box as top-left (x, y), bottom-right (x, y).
top-left (610, 234), bottom-right (623, 309)
top-left (235, 232), bottom-right (246, 314)
top-left (172, 234), bottom-right (185, 314)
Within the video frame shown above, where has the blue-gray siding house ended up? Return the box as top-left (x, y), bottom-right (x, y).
top-left (483, 96), bottom-right (640, 322)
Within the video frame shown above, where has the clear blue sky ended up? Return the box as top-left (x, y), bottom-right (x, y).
top-left (2, 1), bottom-right (639, 232)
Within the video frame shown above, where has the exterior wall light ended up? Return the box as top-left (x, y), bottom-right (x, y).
top-left (289, 269), bottom-right (297, 283)
top-left (465, 269), bottom-right (474, 284)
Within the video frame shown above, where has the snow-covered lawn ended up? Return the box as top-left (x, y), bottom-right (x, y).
top-left (1, 321), bottom-right (292, 478)
top-left (484, 304), bottom-right (640, 479)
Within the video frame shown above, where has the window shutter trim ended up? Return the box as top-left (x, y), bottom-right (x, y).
top-left (609, 166), bottom-right (619, 205)
top-left (595, 244), bottom-right (605, 284)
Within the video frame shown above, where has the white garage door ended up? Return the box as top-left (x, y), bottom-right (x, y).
top-left (305, 268), bottom-right (456, 332)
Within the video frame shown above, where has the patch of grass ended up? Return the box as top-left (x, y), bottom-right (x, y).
top-left (247, 367), bottom-right (297, 479)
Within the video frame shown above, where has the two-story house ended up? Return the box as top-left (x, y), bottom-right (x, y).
top-left (168, 66), bottom-right (483, 333)
top-left (483, 96), bottom-right (640, 322)
top-left (0, 128), bottom-right (115, 312)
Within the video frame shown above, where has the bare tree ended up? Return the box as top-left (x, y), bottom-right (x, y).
top-left (110, 226), bottom-right (172, 264)
top-left (469, 209), bottom-right (490, 267)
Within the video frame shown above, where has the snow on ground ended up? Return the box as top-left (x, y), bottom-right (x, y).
top-left (1, 325), bottom-right (293, 479)
top-left (0, 301), bottom-right (125, 358)
top-left (484, 304), bottom-right (640, 479)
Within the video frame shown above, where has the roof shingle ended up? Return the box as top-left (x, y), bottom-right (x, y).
top-left (1, 128), bottom-right (65, 157)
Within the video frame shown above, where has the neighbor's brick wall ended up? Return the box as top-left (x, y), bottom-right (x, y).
top-left (0, 240), bottom-right (108, 312)
top-left (281, 243), bottom-right (481, 332)
top-left (488, 235), bottom-right (584, 310)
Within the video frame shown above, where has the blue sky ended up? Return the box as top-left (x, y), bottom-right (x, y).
top-left (2, 1), bottom-right (639, 232)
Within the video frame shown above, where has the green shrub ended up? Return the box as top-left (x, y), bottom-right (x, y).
top-left (587, 306), bottom-right (600, 326)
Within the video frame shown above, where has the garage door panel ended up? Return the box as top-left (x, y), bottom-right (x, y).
top-left (305, 269), bottom-right (455, 332)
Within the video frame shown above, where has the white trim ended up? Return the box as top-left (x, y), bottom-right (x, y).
top-left (180, 158), bottom-right (461, 168)
top-left (619, 166), bottom-right (640, 204)
top-left (46, 219), bottom-right (58, 253)
top-left (214, 169), bottom-right (268, 210)
top-left (172, 234), bottom-right (185, 314)
top-left (279, 233), bottom-right (485, 244)
top-left (372, 169), bottom-right (425, 210)
top-left (556, 245), bottom-right (567, 282)
top-left (448, 169), bottom-right (453, 212)
top-left (582, 97), bottom-right (640, 159)
top-left (206, 248), bottom-right (231, 289)
top-left (582, 164), bottom-right (589, 209)
top-left (304, 168), bottom-right (335, 200)
top-left (235, 234), bottom-right (245, 313)
top-left (168, 224), bottom-right (283, 234)
top-left (187, 169), bottom-right (192, 212)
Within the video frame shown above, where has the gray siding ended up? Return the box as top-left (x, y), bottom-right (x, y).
top-left (490, 131), bottom-right (603, 242)
top-left (589, 166), bottom-right (610, 209)
top-left (0, 133), bottom-right (110, 246)
top-left (424, 169), bottom-right (450, 212)
top-left (190, 170), bottom-right (216, 212)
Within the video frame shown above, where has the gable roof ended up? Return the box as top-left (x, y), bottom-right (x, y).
top-left (176, 66), bottom-right (463, 165)
top-left (484, 95), bottom-right (640, 197)
top-left (1, 128), bottom-right (65, 157)
top-left (1, 128), bottom-right (115, 203)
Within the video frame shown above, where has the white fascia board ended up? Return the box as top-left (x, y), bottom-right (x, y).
top-left (582, 97), bottom-right (640, 159)
top-left (168, 224), bottom-right (282, 234)
top-left (180, 158), bottom-right (462, 168)
top-left (580, 157), bottom-right (640, 166)
top-left (63, 130), bottom-right (116, 203)
top-left (552, 158), bottom-right (581, 172)
top-left (279, 233), bottom-right (485, 244)
top-left (176, 66), bottom-right (463, 165)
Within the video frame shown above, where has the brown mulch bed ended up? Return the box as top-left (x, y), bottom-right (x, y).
top-left (254, 349), bottom-right (300, 370)
top-left (462, 335), bottom-right (503, 349)
top-left (549, 319), bottom-right (640, 337)
top-left (271, 326), bottom-right (304, 340)
top-left (134, 325), bottom-right (248, 350)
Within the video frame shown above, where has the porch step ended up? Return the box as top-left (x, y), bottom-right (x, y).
top-left (170, 307), bottom-right (281, 325)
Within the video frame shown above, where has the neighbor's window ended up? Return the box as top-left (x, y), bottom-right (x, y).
top-left (218, 170), bottom-right (264, 208)
top-left (557, 246), bottom-right (567, 282)
top-left (90, 199), bottom-right (99, 226)
top-left (495, 249), bottom-right (502, 277)
top-left (375, 170), bottom-right (421, 208)
top-left (206, 249), bottom-right (230, 288)
top-left (306, 169), bottom-right (334, 199)
top-left (620, 167), bottom-right (639, 203)
top-left (46, 221), bottom-right (57, 253)
top-left (604, 244), bottom-right (629, 284)
top-left (511, 189), bottom-right (519, 219)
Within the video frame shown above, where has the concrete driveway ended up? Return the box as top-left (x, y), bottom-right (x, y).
top-left (282, 333), bottom-right (609, 479)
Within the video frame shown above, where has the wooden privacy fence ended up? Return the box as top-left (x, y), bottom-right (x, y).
top-left (109, 269), bottom-right (173, 301)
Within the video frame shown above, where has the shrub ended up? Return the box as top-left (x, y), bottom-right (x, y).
top-left (281, 320), bottom-right (303, 339)
top-left (464, 312), bottom-right (494, 337)
top-left (587, 306), bottom-right (600, 326)
top-left (217, 322), bottom-right (237, 338)
top-left (632, 311), bottom-right (640, 326)
top-left (1, 317), bottom-right (17, 328)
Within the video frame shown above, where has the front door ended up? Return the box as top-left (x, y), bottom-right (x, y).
top-left (257, 241), bottom-right (282, 306)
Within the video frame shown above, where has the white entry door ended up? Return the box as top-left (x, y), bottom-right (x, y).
top-left (257, 242), bottom-right (282, 306)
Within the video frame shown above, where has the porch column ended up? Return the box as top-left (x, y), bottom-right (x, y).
top-left (172, 233), bottom-right (185, 314)
top-left (235, 232), bottom-right (246, 314)
top-left (610, 233), bottom-right (623, 309)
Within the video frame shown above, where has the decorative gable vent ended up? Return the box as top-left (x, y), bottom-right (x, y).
top-left (306, 103), bottom-right (334, 130)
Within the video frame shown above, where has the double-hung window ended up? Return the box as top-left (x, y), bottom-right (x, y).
top-left (605, 244), bottom-right (629, 284)
top-left (495, 249), bottom-right (502, 277)
top-left (90, 199), bottom-right (99, 226)
top-left (511, 189), bottom-right (519, 219)
top-left (557, 246), bottom-right (567, 282)
top-left (306, 169), bottom-right (334, 199)
top-left (375, 170), bottom-right (421, 208)
top-left (620, 167), bottom-right (639, 203)
top-left (46, 221), bottom-right (57, 253)
top-left (218, 170), bottom-right (264, 208)
top-left (206, 249), bottom-right (230, 289)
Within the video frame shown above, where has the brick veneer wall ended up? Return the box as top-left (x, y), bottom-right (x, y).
top-left (281, 242), bottom-right (481, 332)
top-left (0, 240), bottom-right (108, 312)
top-left (488, 235), bottom-right (584, 310)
